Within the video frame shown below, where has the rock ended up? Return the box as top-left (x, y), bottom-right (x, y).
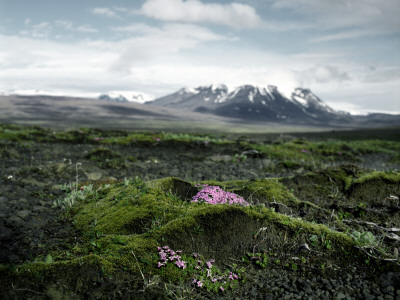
top-left (168, 168), bottom-right (180, 177)
top-left (6, 215), bottom-right (25, 227)
top-left (241, 149), bottom-right (263, 158)
top-left (0, 196), bottom-right (8, 205)
top-left (335, 292), bottom-right (346, 300)
top-left (0, 221), bottom-right (13, 238)
top-left (82, 164), bottom-right (109, 181)
top-left (206, 155), bottom-right (232, 162)
top-left (33, 205), bottom-right (47, 212)
top-left (16, 209), bottom-right (31, 219)
top-left (54, 162), bottom-right (68, 173)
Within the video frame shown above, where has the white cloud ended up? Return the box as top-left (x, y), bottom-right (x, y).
top-left (138, 0), bottom-right (264, 28)
top-left (55, 20), bottom-right (98, 33)
top-left (310, 30), bottom-right (374, 43)
top-left (110, 23), bottom-right (234, 73)
top-left (20, 22), bottom-right (52, 38)
top-left (91, 7), bottom-right (120, 19)
top-left (271, 0), bottom-right (400, 33)
top-left (297, 65), bottom-right (351, 84)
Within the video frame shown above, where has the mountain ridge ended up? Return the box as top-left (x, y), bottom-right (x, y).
top-left (147, 84), bottom-right (354, 125)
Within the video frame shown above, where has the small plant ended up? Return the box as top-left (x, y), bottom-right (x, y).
top-left (192, 185), bottom-right (249, 206)
top-left (243, 252), bottom-right (269, 269)
top-left (350, 231), bottom-right (378, 246)
top-left (233, 154), bottom-right (247, 162)
top-left (310, 234), bottom-right (318, 247)
top-left (321, 234), bottom-right (332, 250)
top-left (156, 246), bottom-right (244, 292)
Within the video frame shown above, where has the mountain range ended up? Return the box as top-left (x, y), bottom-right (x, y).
top-left (1, 84), bottom-right (399, 129)
top-left (147, 84), bottom-right (397, 126)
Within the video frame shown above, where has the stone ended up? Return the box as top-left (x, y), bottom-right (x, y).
top-left (6, 215), bottom-right (25, 227)
top-left (33, 205), bottom-right (47, 212)
top-left (206, 155), bottom-right (232, 162)
top-left (86, 172), bottom-right (103, 181)
top-left (0, 196), bottom-right (8, 205)
top-left (16, 209), bottom-right (31, 219)
top-left (335, 292), bottom-right (346, 300)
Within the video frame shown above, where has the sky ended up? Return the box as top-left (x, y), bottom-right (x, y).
top-left (0, 0), bottom-right (399, 114)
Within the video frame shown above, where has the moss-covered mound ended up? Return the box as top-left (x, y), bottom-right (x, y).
top-left (1, 172), bottom-right (399, 298)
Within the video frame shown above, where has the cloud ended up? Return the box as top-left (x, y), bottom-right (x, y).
top-left (271, 0), bottom-right (400, 33)
top-left (91, 7), bottom-right (121, 19)
top-left (110, 23), bottom-right (234, 73)
top-left (55, 20), bottom-right (98, 33)
top-left (310, 30), bottom-right (374, 43)
top-left (20, 22), bottom-right (52, 38)
top-left (138, 0), bottom-right (264, 28)
top-left (297, 65), bottom-right (351, 85)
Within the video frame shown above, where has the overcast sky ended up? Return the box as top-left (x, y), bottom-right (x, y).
top-left (1, 0), bottom-right (399, 114)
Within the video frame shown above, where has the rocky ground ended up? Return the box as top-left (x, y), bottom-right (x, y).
top-left (0, 124), bottom-right (400, 299)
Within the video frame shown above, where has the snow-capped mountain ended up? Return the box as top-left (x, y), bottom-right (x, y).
top-left (98, 94), bottom-right (129, 102)
top-left (98, 91), bottom-right (154, 104)
top-left (147, 84), bottom-right (351, 125)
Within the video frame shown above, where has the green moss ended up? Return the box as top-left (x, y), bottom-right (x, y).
top-left (352, 171), bottom-right (400, 185)
top-left (201, 178), bottom-right (299, 206)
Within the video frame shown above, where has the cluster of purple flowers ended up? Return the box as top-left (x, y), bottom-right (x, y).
top-left (157, 246), bottom-right (186, 269)
top-left (191, 252), bottom-right (239, 291)
top-left (192, 185), bottom-right (249, 206)
top-left (156, 246), bottom-right (241, 292)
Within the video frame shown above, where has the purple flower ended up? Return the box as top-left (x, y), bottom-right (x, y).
top-left (158, 262), bottom-right (165, 268)
top-left (175, 260), bottom-right (186, 269)
top-left (206, 260), bottom-right (213, 269)
top-left (197, 281), bottom-right (203, 288)
top-left (191, 186), bottom-right (249, 206)
top-left (207, 269), bottom-right (212, 277)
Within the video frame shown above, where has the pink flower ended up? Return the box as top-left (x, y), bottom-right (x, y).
top-left (175, 260), bottom-right (186, 269)
top-left (191, 186), bottom-right (249, 206)
top-left (158, 262), bottom-right (165, 268)
top-left (206, 260), bottom-right (213, 269)
top-left (197, 281), bottom-right (203, 288)
top-left (220, 287), bottom-right (224, 292)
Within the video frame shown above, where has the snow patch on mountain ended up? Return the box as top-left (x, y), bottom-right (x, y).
top-left (102, 91), bottom-right (154, 103)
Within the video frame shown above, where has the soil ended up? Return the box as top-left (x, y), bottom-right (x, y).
top-left (1, 126), bottom-right (400, 299)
